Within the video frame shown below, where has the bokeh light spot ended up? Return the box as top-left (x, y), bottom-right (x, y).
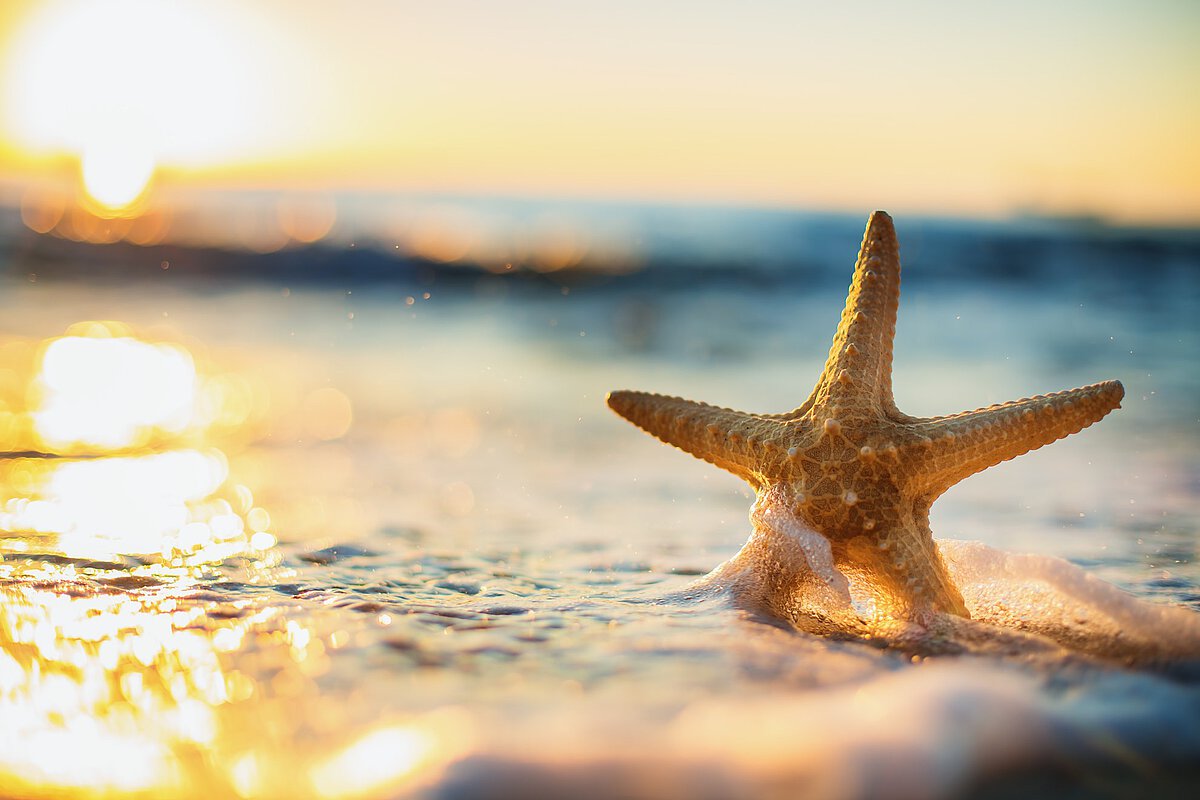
top-left (301, 387), bottom-right (353, 442)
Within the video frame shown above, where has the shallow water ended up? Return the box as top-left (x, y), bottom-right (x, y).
top-left (2, 214), bottom-right (1199, 798)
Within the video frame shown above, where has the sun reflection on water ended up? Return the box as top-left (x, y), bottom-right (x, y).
top-left (0, 321), bottom-right (320, 798)
top-left (0, 449), bottom-right (272, 562)
top-left (0, 319), bottom-right (472, 798)
top-left (0, 584), bottom-right (220, 795)
top-left (34, 323), bottom-right (198, 452)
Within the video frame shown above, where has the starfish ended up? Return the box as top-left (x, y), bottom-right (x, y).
top-left (607, 211), bottom-right (1123, 624)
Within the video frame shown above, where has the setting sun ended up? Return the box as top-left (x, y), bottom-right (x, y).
top-left (1, 0), bottom-right (279, 212)
top-left (1, 1), bottom-right (1198, 223)
top-left (80, 136), bottom-right (156, 210)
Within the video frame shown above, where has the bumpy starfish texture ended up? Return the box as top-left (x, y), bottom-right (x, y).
top-left (608, 211), bottom-right (1123, 620)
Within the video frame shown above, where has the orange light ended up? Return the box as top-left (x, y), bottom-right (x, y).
top-left (18, 188), bottom-right (65, 233)
top-left (278, 196), bottom-right (338, 244)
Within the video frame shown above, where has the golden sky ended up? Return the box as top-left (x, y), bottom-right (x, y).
top-left (1, 0), bottom-right (1198, 223)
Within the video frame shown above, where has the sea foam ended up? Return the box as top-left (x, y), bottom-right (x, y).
top-left (941, 539), bottom-right (1200, 663)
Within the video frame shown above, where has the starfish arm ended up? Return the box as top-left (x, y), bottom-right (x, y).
top-left (607, 390), bottom-right (784, 487)
top-left (801, 210), bottom-right (907, 419)
top-left (909, 380), bottom-right (1124, 497)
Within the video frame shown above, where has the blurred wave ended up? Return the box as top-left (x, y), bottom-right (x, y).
top-left (3, 193), bottom-right (1199, 294)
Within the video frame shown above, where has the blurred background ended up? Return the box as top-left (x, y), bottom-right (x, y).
top-left (1, 0), bottom-right (1198, 248)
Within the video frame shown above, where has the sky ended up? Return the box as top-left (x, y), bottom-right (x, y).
top-left (0, 0), bottom-right (1198, 224)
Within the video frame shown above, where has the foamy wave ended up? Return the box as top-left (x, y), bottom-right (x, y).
top-left (697, 503), bottom-right (1200, 661)
top-left (940, 539), bottom-right (1200, 662)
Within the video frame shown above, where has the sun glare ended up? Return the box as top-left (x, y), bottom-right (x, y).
top-left (81, 138), bottom-right (156, 210)
top-left (2, 0), bottom-right (270, 213)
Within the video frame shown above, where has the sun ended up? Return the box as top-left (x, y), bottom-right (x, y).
top-left (2, 0), bottom-right (268, 214)
top-left (80, 137), bottom-right (156, 211)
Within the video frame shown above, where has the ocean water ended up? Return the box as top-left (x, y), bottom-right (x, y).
top-left (1, 210), bottom-right (1199, 798)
